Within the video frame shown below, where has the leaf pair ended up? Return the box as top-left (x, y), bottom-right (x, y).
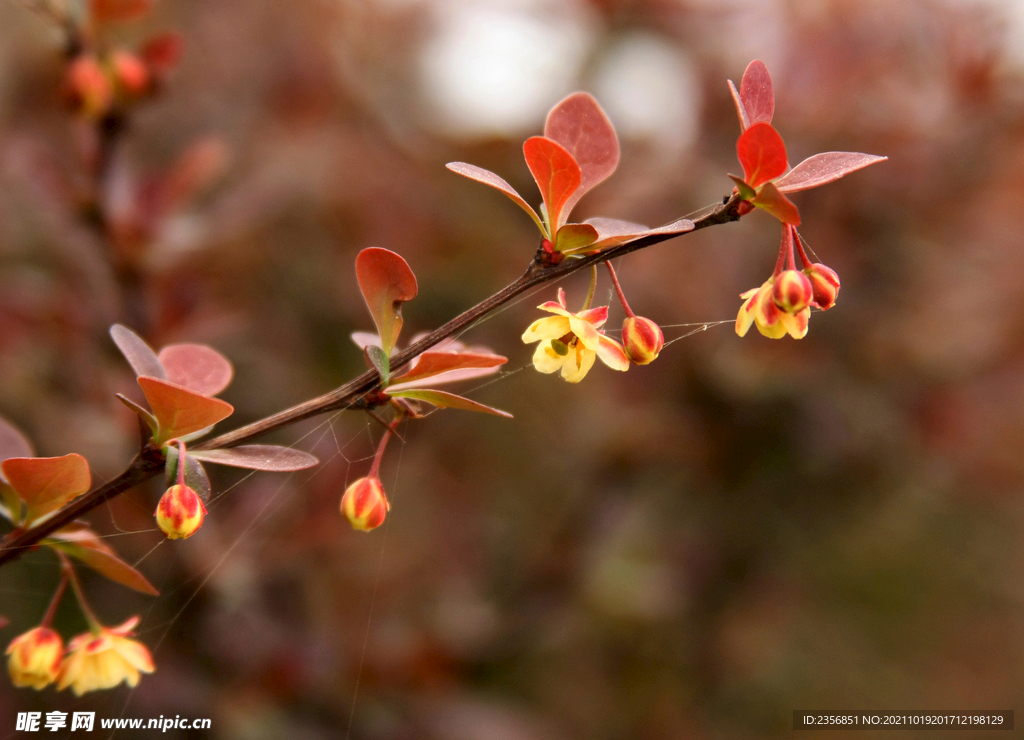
top-left (447, 93), bottom-right (693, 256)
top-left (353, 251), bottom-right (510, 418)
top-left (729, 60), bottom-right (887, 225)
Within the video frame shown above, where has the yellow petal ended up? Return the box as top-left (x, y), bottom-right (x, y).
top-left (780, 307), bottom-right (810, 339)
top-left (522, 316), bottom-right (570, 344)
top-left (568, 315), bottom-right (600, 350)
top-left (532, 341), bottom-right (566, 374)
top-left (596, 335), bottom-right (630, 371)
top-left (560, 346), bottom-right (596, 383)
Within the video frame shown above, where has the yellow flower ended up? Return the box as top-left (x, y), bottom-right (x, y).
top-left (522, 288), bottom-right (630, 383)
top-left (57, 617), bottom-right (154, 696)
top-left (6, 627), bottom-right (64, 690)
top-left (735, 273), bottom-right (811, 339)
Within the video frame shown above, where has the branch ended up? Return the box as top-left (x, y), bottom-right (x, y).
top-left (0, 196), bottom-right (744, 567)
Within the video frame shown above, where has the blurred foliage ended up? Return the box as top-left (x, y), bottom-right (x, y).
top-left (2, 0), bottom-right (1024, 737)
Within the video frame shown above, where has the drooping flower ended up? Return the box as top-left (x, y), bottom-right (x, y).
top-left (56, 617), bottom-right (154, 696)
top-left (522, 288), bottom-right (629, 383)
top-left (736, 224), bottom-right (835, 340)
top-left (155, 484), bottom-right (206, 539)
top-left (340, 477), bottom-right (389, 532)
top-left (6, 627), bottom-right (64, 690)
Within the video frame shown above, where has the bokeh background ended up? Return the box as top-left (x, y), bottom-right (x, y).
top-left (3, 0), bottom-right (1024, 737)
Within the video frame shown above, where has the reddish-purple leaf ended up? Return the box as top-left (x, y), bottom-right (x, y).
top-left (727, 79), bottom-right (750, 131)
top-left (90, 0), bottom-right (151, 23)
top-left (355, 248), bottom-right (418, 357)
top-left (751, 181), bottom-right (801, 225)
top-left (523, 136), bottom-right (581, 234)
top-left (737, 122), bottom-right (788, 188)
top-left (110, 324), bottom-right (165, 380)
top-left (553, 223), bottom-right (599, 253)
top-left (544, 92), bottom-right (620, 221)
top-left (137, 376), bottom-right (234, 444)
top-left (189, 446), bottom-right (319, 471)
top-left (2, 454), bottom-right (91, 522)
top-left (158, 344), bottom-right (234, 396)
top-left (388, 389), bottom-right (512, 418)
top-left (583, 217), bottom-right (695, 251)
top-left (46, 524), bottom-right (159, 596)
top-left (775, 152), bottom-right (889, 193)
top-left (446, 162), bottom-right (545, 234)
top-left (390, 351), bottom-right (507, 388)
top-left (740, 60), bottom-right (774, 126)
top-left (0, 417), bottom-right (33, 470)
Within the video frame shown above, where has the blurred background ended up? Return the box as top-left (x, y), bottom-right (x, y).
top-left (2, 0), bottom-right (1024, 737)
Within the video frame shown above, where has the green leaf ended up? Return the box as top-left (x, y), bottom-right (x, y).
top-left (165, 448), bottom-right (212, 500)
top-left (355, 248), bottom-right (418, 357)
top-left (45, 523), bottom-right (159, 596)
top-left (388, 389), bottom-right (512, 418)
top-left (752, 181), bottom-right (801, 225)
top-left (137, 376), bottom-right (234, 445)
top-left (366, 345), bottom-right (390, 386)
top-left (553, 223), bottom-right (599, 253)
top-left (728, 174), bottom-right (757, 201)
top-left (2, 454), bottom-right (91, 524)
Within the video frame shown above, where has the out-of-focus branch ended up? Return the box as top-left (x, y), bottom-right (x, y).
top-left (0, 196), bottom-right (744, 567)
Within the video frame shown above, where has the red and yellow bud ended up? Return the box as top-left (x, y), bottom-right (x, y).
top-left (155, 484), bottom-right (206, 539)
top-left (803, 263), bottom-right (840, 310)
top-left (771, 269), bottom-right (813, 313)
top-left (6, 627), bottom-right (64, 690)
top-left (340, 476), bottom-right (389, 531)
top-left (621, 316), bottom-right (664, 365)
top-left (64, 55), bottom-right (114, 118)
top-left (111, 51), bottom-right (151, 98)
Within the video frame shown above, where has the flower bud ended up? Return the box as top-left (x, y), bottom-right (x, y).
top-left (155, 484), bottom-right (206, 539)
top-left (340, 476), bottom-right (389, 532)
top-left (64, 55), bottom-right (113, 118)
top-left (803, 263), bottom-right (840, 310)
top-left (112, 51), bottom-right (151, 98)
top-left (6, 627), bottom-right (64, 690)
top-left (771, 269), bottom-right (813, 313)
top-left (621, 316), bottom-right (664, 365)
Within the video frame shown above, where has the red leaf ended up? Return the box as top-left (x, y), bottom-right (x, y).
top-left (390, 351), bottom-right (507, 388)
top-left (446, 162), bottom-right (545, 234)
top-left (2, 454), bottom-right (91, 522)
top-left (583, 217), bottom-right (695, 252)
top-left (523, 136), bottom-right (581, 234)
top-left (110, 324), bottom-right (165, 380)
top-left (137, 377), bottom-right (234, 444)
top-left (388, 389), bottom-right (512, 418)
top-left (0, 417), bottom-right (34, 469)
top-left (158, 344), bottom-right (234, 396)
top-left (775, 152), bottom-right (889, 193)
top-left (189, 446), bottom-right (319, 472)
top-left (355, 248), bottom-right (418, 356)
top-left (740, 60), bottom-right (774, 126)
top-left (46, 524), bottom-right (159, 596)
top-left (140, 32), bottom-right (183, 77)
top-left (751, 181), bottom-right (801, 225)
top-left (90, 0), bottom-right (150, 23)
top-left (737, 122), bottom-right (788, 188)
top-left (544, 93), bottom-right (619, 220)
